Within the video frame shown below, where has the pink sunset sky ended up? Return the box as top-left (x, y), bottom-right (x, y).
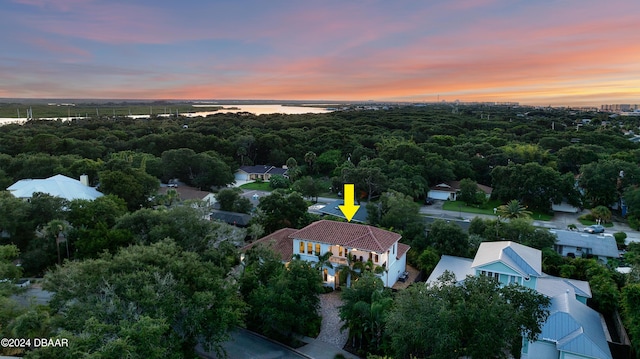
top-left (1, 0), bottom-right (639, 106)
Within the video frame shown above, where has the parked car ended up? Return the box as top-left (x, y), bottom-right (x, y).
top-left (583, 225), bottom-right (605, 234)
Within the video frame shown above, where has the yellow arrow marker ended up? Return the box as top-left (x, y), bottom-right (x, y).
top-left (338, 184), bottom-right (360, 222)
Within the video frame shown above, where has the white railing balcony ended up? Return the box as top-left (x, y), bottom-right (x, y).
top-left (329, 256), bottom-right (348, 266)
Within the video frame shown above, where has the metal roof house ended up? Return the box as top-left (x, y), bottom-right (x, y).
top-left (7, 174), bottom-right (103, 201)
top-left (524, 290), bottom-right (612, 359)
top-left (471, 241), bottom-right (542, 289)
top-left (551, 230), bottom-right (619, 263)
top-left (242, 220), bottom-right (410, 288)
top-left (427, 241), bottom-right (612, 359)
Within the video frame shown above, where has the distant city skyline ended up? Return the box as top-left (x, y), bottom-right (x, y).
top-left (1, 0), bottom-right (639, 106)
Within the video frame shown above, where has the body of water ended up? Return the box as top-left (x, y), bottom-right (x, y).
top-left (0, 104), bottom-right (334, 125)
top-left (190, 104), bottom-right (333, 115)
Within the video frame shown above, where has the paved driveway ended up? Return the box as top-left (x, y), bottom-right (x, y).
top-left (197, 329), bottom-right (309, 359)
top-left (296, 292), bottom-right (359, 359)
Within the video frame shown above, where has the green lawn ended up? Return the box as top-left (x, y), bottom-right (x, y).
top-left (239, 181), bottom-right (272, 191)
top-left (442, 200), bottom-right (501, 216)
top-left (314, 177), bottom-right (339, 198)
top-left (442, 200), bottom-right (553, 221)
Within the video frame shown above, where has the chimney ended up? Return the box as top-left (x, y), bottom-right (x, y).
top-left (80, 174), bottom-right (89, 186)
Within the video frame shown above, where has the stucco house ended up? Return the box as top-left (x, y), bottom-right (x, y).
top-left (427, 241), bottom-right (612, 359)
top-left (242, 220), bottom-right (410, 288)
top-left (427, 180), bottom-right (493, 201)
top-left (234, 165), bottom-right (288, 182)
top-left (7, 174), bottom-right (103, 201)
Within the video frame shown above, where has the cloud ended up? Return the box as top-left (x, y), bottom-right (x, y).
top-left (26, 37), bottom-right (92, 61)
top-left (2, 0), bottom-right (640, 105)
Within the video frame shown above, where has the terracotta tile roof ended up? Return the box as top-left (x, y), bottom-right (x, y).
top-left (241, 228), bottom-right (297, 262)
top-left (396, 243), bottom-right (411, 260)
top-left (290, 220), bottom-right (401, 253)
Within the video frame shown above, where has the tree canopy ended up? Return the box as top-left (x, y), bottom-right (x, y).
top-left (254, 190), bottom-right (313, 232)
top-left (38, 239), bottom-right (244, 358)
top-left (386, 273), bottom-right (550, 359)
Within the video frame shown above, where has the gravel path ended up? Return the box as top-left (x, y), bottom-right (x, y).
top-left (317, 291), bottom-right (349, 348)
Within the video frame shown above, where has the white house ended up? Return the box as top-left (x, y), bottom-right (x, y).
top-left (427, 181), bottom-right (493, 201)
top-left (427, 241), bottom-right (612, 359)
top-left (243, 220), bottom-right (410, 288)
top-left (7, 174), bottom-right (103, 201)
top-left (234, 165), bottom-right (288, 182)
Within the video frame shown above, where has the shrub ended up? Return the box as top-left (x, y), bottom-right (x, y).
top-left (614, 232), bottom-right (628, 249)
top-left (268, 174), bottom-right (291, 189)
top-left (579, 213), bottom-right (595, 222)
top-left (321, 285), bottom-right (334, 293)
top-left (628, 215), bottom-right (640, 230)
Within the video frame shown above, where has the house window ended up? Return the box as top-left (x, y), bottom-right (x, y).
top-left (307, 243), bottom-right (313, 254)
top-left (323, 269), bottom-right (328, 281)
top-left (315, 244), bottom-right (321, 255)
top-left (482, 271), bottom-right (499, 281)
top-left (338, 246), bottom-right (343, 257)
top-left (393, 244), bottom-right (395, 255)
top-left (299, 241), bottom-right (304, 254)
top-left (374, 254), bottom-right (379, 263)
top-left (369, 252), bottom-right (373, 261)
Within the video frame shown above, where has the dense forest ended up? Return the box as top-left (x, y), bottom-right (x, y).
top-left (2, 104), bottom-right (640, 358)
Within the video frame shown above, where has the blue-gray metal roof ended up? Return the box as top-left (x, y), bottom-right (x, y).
top-left (315, 199), bottom-right (369, 223)
top-left (536, 275), bottom-right (592, 299)
top-left (471, 241), bottom-right (542, 277)
top-left (540, 291), bottom-right (612, 359)
top-left (552, 230), bottom-right (619, 259)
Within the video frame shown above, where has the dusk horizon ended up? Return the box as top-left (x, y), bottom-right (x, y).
top-left (2, 0), bottom-right (639, 107)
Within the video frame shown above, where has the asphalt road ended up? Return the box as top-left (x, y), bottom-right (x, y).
top-left (197, 329), bottom-right (309, 359)
top-left (419, 200), bottom-right (640, 243)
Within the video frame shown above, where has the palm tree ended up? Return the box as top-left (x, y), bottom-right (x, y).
top-left (363, 259), bottom-right (385, 275)
top-left (497, 199), bottom-right (532, 219)
top-left (590, 205), bottom-right (611, 224)
top-left (337, 252), bottom-right (362, 288)
top-left (304, 151), bottom-right (317, 173)
top-left (314, 251), bottom-right (334, 271)
top-left (41, 219), bottom-right (71, 264)
top-left (364, 291), bottom-right (393, 350)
